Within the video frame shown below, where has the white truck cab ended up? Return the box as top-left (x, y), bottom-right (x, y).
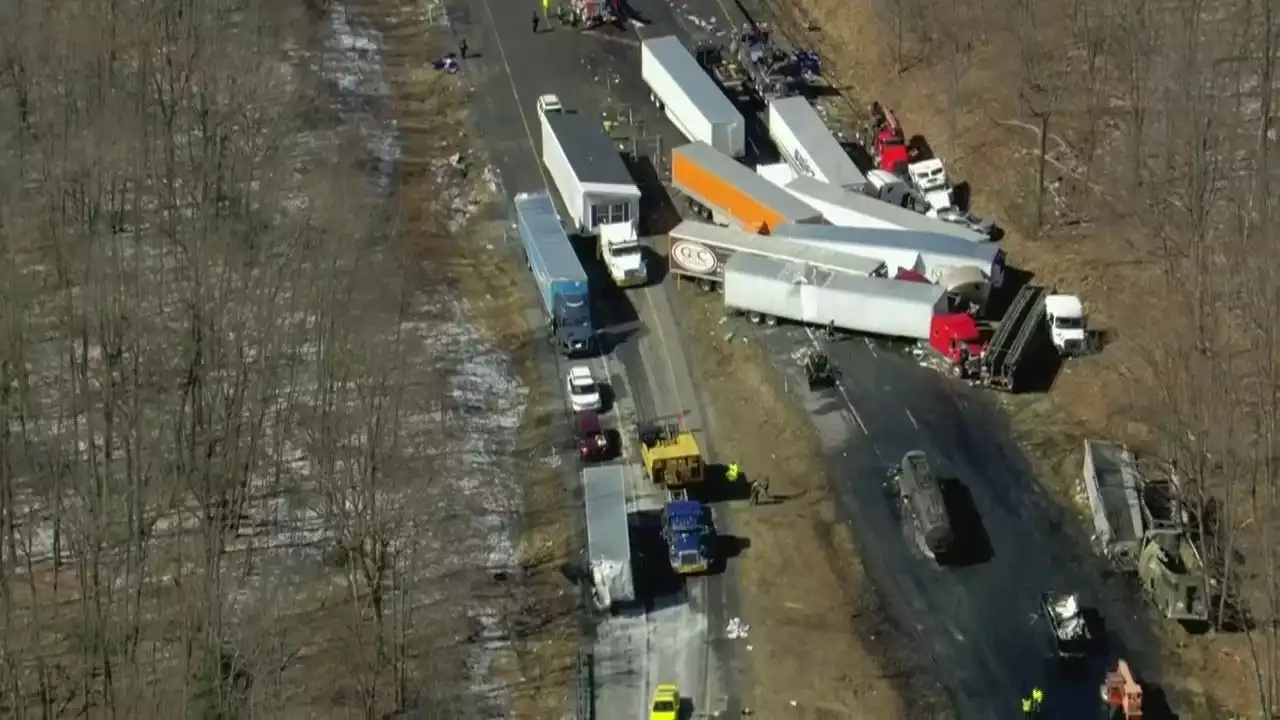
top-left (1045, 294), bottom-right (1089, 356)
top-left (536, 93), bottom-right (564, 116)
top-left (865, 169), bottom-right (930, 213)
top-left (600, 220), bottom-right (647, 288)
top-left (906, 159), bottom-right (954, 212)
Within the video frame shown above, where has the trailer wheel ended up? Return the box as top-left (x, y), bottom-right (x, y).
top-left (747, 312), bottom-right (762, 324)
top-left (764, 314), bottom-right (778, 326)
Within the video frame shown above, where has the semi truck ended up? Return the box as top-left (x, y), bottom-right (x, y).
top-left (666, 219), bottom-right (886, 291)
top-left (766, 96), bottom-right (867, 192)
top-left (770, 220), bottom-right (1005, 290)
top-left (583, 465), bottom-right (635, 611)
top-left (512, 192), bottom-right (595, 355)
top-left (537, 94), bottom-right (642, 238)
top-left (780, 175), bottom-right (989, 243)
top-left (672, 142), bottom-right (824, 234)
top-left (977, 284), bottom-right (1089, 390)
top-left (721, 252), bottom-right (985, 364)
top-left (662, 488), bottom-right (715, 574)
top-left (641, 36), bottom-right (746, 158)
top-left (1081, 440), bottom-right (1209, 622)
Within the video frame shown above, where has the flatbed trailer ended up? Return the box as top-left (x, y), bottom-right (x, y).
top-left (977, 284), bottom-right (1056, 392)
top-left (583, 465), bottom-right (635, 609)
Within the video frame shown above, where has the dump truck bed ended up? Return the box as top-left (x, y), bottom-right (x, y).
top-left (1082, 440), bottom-right (1144, 570)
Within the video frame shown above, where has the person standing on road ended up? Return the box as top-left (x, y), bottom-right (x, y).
top-left (726, 462), bottom-right (740, 484)
top-left (1031, 687), bottom-right (1044, 711)
top-left (459, 38), bottom-right (469, 58)
top-left (1020, 696), bottom-right (1033, 717)
top-left (749, 480), bottom-right (762, 505)
top-left (531, 11), bottom-right (540, 33)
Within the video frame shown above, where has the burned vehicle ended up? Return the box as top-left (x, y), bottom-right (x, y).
top-left (889, 450), bottom-right (953, 559)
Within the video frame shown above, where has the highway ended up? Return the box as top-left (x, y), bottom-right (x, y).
top-left (441, 0), bottom-right (745, 716)
top-left (435, 0), bottom-right (1179, 714)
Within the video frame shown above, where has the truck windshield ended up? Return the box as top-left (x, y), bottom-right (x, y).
top-left (558, 295), bottom-right (590, 326)
top-left (612, 244), bottom-right (641, 257)
top-left (1054, 316), bottom-right (1084, 330)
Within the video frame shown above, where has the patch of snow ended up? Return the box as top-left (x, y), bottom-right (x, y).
top-left (325, 4), bottom-right (401, 195)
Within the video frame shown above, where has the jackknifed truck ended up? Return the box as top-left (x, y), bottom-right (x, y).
top-left (720, 252), bottom-right (987, 366)
top-left (665, 219), bottom-right (886, 292)
top-left (512, 192), bottom-right (595, 356)
top-left (766, 96), bottom-right (867, 192)
top-left (672, 142), bottom-right (824, 234)
top-left (641, 36), bottom-right (746, 158)
top-left (536, 94), bottom-right (647, 287)
top-left (583, 465), bottom-right (635, 611)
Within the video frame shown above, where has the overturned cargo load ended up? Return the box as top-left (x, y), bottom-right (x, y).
top-left (672, 142), bottom-right (824, 234)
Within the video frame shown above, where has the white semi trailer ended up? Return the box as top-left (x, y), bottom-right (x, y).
top-left (641, 36), bottom-right (746, 158)
top-left (766, 97), bottom-right (867, 192)
top-left (721, 253), bottom-right (984, 361)
top-left (782, 175), bottom-right (989, 244)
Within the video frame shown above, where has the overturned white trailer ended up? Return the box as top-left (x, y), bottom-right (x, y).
top-left (782, 175), bottom-right (988, 244)
top-left (583, 465), bottom-right (635, 610)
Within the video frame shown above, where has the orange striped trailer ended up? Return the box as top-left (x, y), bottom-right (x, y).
top-left (671, 142), bottom-right (823, 234)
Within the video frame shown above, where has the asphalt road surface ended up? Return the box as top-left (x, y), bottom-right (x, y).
top-left (748, 322), bottom-right (1176, 718)
top-left (437, 0), bottom-right (744, 716)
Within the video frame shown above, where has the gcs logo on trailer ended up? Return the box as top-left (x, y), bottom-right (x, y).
top-left (670, 240), bottom-right (717, 274)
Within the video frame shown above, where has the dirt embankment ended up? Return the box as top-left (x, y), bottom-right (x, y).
top-left (673, 286), bottom-right (943, 718)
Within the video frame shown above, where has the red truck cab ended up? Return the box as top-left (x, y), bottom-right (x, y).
top-left (928, 313), bottom-right (985, 368)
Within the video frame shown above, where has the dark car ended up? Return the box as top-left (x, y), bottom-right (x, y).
top-left (576, 410), bottom-right (611, 462)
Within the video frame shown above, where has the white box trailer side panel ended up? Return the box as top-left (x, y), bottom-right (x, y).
top-left (641, 37), bottom-right (745, 158)
top-left (541, 112), bottom-right (587, 232)
top-left (724, 254), bottom-right (944, 339)
top-left (767, 97), bottom-right (866, 191)
top-left (772, 221), bottom-right (1001, 282)
top-left (786, 176), bottom-right (987, 243)
top-left (756, 162), bottom-right (797, 187)
top-left (773, 233), bottom-right (926, 276)
top-left (668, 220), bottom-right (885, 279)
top-left (811, 274), bottom-right (944, 339)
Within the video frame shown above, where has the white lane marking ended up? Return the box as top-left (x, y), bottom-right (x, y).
top-left (804, 328), bottom-right (877, 458)
top-left (864, 336), bottom-right (878, 356)
top-left (905, 408), bottom-right (919, 429)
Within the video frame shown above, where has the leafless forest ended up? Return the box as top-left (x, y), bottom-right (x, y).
top-left (862, 0), bottom-right (1280, 710)
top-left (0, 1), bottom-right (524, 716)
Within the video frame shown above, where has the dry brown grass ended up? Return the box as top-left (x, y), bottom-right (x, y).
top-left (671, 283), bottom-right (919, 718)
top-left (373, 1), bottom-right (583, 715)
top-left (768, 0), bottom-right (1259, 713)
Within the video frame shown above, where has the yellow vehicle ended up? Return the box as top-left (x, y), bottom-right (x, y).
top-left (637, 421), bottom-right (703, 487)
top-left (649, 683), bottom-right (680, 720)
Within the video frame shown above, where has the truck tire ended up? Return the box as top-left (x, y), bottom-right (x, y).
top-left (747, 312), bottom-right (762, 324)
top-left (764, 314), bottom-right (778, 326)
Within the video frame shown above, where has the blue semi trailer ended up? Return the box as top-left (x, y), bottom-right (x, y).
top-left (513, 192), bottom-right (595, 355)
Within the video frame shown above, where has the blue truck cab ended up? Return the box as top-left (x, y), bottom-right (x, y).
top-left (513, 192), bottom-right (595, 356)
top-left (662, 499), bottom-right (714, 575)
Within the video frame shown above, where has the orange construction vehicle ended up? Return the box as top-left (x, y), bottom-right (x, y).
top-left (1101, 659), bottom-right (1143, 719)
